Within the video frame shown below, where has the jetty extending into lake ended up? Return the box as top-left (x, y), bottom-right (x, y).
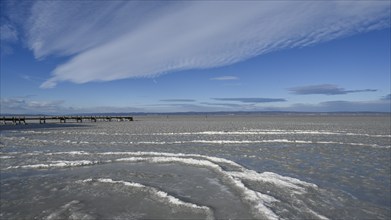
top-left (1, 116), bottom-right (133, 125)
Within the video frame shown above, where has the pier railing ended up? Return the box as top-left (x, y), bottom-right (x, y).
top-left (0, 116), bottom-right (133, 125)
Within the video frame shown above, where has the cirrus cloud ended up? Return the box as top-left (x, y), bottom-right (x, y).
top-left (160, 99), bottom-right (196, 102)
top-left (0, 23), bottom-right (18, 42)
top-left (284, 100), bottom-right (390, 112)
top-left (0, 97), bottom-right (146, 115)
top-left (381, 94), bottom-right (391, 101)
top-left (4, 1), bottom-right (389, 88)
top-left (0, 97), bottom-right (65, 114)
top-left (289, 84), bottom-right (378, 95)
top-left (213, 98), bottom-right (286, 103)
top-left (210, 76), bottom-right (239, 81)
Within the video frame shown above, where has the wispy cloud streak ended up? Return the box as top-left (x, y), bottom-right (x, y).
top-left (285, 100), bottom-right (390, 112)
top-left (1, 20), bottom-right (19, 55)
top-left (160, 99), bottom-right (196, 102)
top-left (210, 76), bottom-right (239, 81)
top-left (0, 23), bottom-right (18, 42)
top-left (213, 98), bottom-right (286, 103)
top-left (0, 98), bottom-right (65, 114)
top-left (200, 102), bottom-right (260, 111)
top-left (0, 97), bottom-right (145, 115)
top-left (289, 84), bottom-right (377, 95)
top-left (8, 1), bottom-right (389, 88)
top-left (381, 94), bottom-right (391, 101)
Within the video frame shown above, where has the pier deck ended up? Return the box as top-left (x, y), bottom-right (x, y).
top-left (0, 116), bottom-right (133, 125)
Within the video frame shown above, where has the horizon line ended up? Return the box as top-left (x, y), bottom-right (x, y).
top-left (1, 111), bottom-right (390, 117)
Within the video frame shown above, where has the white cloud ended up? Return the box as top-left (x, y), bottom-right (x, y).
top-left (160, 99), bottom-right (196, 102)
top-left (267, 100), bottom-right (391, 112)
top-left (0, 98), bottom-right (65, 114)
top-left (0, 23), bottom-right (18, 42)
top-left (213, 98), bottom-right (286, 103)
top-left (210, 76), bottom-right (239, 81)
top-left (1, 22), bottom-right (19, 55)
top-left (0, 97), bottom-right (146, 115)
top-left (289, 84), bottom-right (377, 95)
top-left (16, 1), bottom-right (389, 88)
top-left (2, 96), bottom-right (389, 114)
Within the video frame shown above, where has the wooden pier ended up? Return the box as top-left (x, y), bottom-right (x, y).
top-left (0, 116), bottom-right (133, 125)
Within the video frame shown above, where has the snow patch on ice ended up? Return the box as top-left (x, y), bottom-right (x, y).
top-left (80, 178), bottom-right (215, 220)
top-left (6, 160), bottom-right (100, 169)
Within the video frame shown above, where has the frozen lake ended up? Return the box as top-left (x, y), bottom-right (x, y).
top-left (1, 114), bottom-right (390, 219)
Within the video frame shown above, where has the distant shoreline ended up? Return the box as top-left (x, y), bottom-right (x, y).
top-left (1, 111), bottom-right (389, 118)
top-left (1, 113), bottom-right (389, 131)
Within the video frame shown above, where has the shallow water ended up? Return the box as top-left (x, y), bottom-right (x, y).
top-left (1, 114), bottom-right (390, 219)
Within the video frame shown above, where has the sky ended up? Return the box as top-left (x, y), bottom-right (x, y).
top-left (1, 0), bottom-right (390, 114)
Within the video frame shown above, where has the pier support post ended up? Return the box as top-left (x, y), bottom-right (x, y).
top-left (21, 117), bottom-right (26, 125)
top-left (40, 117), bottom-right (46, 124)
top-left (60, 117), bottom-right (66, 123)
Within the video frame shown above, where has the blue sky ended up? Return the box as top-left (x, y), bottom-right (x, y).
top-left (1, 1), bottom-right (390, 114)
